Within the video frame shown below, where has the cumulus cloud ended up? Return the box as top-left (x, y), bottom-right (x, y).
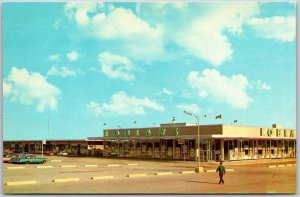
top-left (175, 3), bottom-right (259, 66)
top-left (86, 91), bottom-right (165, 116)
top-left (160, 88), bottom-right (173, 96)
top-left (176, 103), bottom-right (201, 114)
top-left (49, 54), bottom-right (60, 61)
top-left (98, 52), bottom-right (135, 81)
top-left (67, 51), bottom-right (79, 61)
top-left (247, 16), bottom-right (295, 42)
top-left (64, 3), bottom-right (165, 61)
top-left (47, 66), bottom-right (77, 77)
top-left (4, 67), bottom-right (61, 112)
top-left (3, 81), bottom-right (12, 96)
top-left (255, 80), bottom-right (271, 90)
top-left (188, 69), bottom-right (252, 109)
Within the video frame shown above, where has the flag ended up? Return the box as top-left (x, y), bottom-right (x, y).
top-left (215, 114), bottom-right (222, 119)
top-left (233, 120), bottom-right (238, 123)
top-left (133, 121), bottom-right (136, 124)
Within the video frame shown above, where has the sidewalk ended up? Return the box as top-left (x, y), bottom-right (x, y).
top-left (207, 158), bottom-right (296, 166)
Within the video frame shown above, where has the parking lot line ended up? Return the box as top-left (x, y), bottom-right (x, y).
top-left (205, 169), bottom-right (215, 173)
top-left (155, 172), bottom-right (173, 176)
top-left (36, 166), bottom-right (53, 168)
top-left (268, 165), bottom-right (277, 168)
top-left (6, 167), bottom-right (25, 170)
top-left (51, 160), bottom-right (62, 162)
top-left (84, 164), bottom-right (98, 167)
top-left (180, 171), bottom-right (195, 174)
top-left (52, 178), bottom-right (80, 183)
top-left (107, 164), bottom-right (120, 167)
top-left (277, 165), bottom-right (285, 167)
top-left (60, 165), bottom-right (76, 168)
top-left (5, 181), bottom-right (37, 186)
top-left (92, 176), bottom-right (114, 180)
top-left (127, 173), bottom-right (147, 177)
top-left (127, 163), bottom-right (138, 166)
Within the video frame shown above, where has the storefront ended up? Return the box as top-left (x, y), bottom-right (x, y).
top-left (90, 123), bottom-right (296, 161)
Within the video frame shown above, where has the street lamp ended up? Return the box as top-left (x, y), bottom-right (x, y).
top-left (184, 111), bottom-right (209, 173)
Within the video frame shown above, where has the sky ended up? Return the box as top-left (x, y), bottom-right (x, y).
top-left (2, 1), bottom-right (296, 140)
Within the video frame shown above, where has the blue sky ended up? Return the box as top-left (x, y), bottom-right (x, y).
top-left (3, 2), bottom-right (296, 140)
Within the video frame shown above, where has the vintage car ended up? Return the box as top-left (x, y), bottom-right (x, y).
top-left (57, 151), bottom-right (68, 156)
top-left (10, 154), bottom-right (47, 164)
top-left (45, 150), bottom-right (56, 156)
top-left (3, 153), bottom-right (22, 163)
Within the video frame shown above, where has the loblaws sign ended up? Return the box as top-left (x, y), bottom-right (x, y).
top-left (104, 128), bottom-right (179, 138)
top-left (260, 128), bottom-right (296, 138)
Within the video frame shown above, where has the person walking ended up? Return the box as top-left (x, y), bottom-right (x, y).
top-left (216, 161), bottom-right (226, 184)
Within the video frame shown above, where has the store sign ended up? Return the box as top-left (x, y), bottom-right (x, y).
top-left (260, 128), bottom-right (295, 138)
top-left (107, 127), bottom-right (180, 137)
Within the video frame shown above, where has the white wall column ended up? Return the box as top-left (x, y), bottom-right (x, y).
top-left (221, 139), bottom-right (224, 161)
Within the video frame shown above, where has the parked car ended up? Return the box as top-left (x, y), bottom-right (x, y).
top-left (45, 150), bottom-right (56, 156)
top-left (3, 154), bottom-right (20, 163)
top-left (57, 151), bottom-right (68, 156)
top-left (10, 154), bottom-right (47, 164)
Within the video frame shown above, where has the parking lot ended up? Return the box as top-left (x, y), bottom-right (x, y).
top-left (2, 156), bottom-right (297, 194)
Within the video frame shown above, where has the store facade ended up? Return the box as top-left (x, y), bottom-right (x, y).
top-left (88, 123), bottom-right (296, 161)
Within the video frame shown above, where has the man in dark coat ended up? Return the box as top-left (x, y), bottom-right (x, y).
top-left (216, 161), bottom-right (226, 184)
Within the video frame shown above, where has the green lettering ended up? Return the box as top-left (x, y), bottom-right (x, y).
top-left (136, 129), bottom-right (140, 136)
top-left (290, 130), bottom-right (294, 138)
top-left (173, 128), bottom-right (179, 136)
top-left (146, 129), bottom-right (152, 137)
top-left (157, 128), bottom-right (166, 136)
top-left (125, 130), bottom-right (131, 137)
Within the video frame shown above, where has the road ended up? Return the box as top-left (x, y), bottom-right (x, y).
top-left (2, 156), bottom-right (296, 194)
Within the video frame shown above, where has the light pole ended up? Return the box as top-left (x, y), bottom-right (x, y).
top-left (184, 111), bottom-right (209, 173)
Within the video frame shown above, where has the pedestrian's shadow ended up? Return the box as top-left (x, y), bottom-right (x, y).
top-left (187, 181), bottom-right (219, 185)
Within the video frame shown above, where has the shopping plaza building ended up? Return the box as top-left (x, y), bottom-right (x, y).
top-left (3, 123), bottom-right (297, 162)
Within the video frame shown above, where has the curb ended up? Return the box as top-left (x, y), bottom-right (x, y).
top-left (6, 167), bottom-right (25, 170)
top-left (84, 164), bottom-right (98, 167)
top-left (36, 166), bottom-right (53, 169)
top-left (52, 178), bottom-right (80, 183)
top-left (60, 165), bottom-right (76, 168)
top-left (155, 172), bottom-right (173, 176)
top-left (127, 163), bottom-right (138, 166)
top-left (180, 171), bottom-right (195, 174)
top-left (127, 173), bottom-right (147, 177)
top-left (277, 165), bottom-right (285, 167)
top-left (5, 180), bottom-right (37, 186)
top-left (268, 165), bottom-right (277, 168)
top-left (92, 176), bottom-right (114, 180)
top-left (226, 169), bottom-right (234, 172)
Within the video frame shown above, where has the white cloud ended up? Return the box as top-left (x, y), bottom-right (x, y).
top-left (64, 2), bottom-right (100, 26)
top-left (98, 52), bottom-right (135, 81)
top-left (47, 66), bottom-right (77, 77)
top-left (247, 16), bottom-right (296, 42)
top-left (67, 51), bottom-right (79, 61)
top-left (176, 103), bottom-right (200, 114)
top-left (86, 91), bottom-right (165, 116)
top-left (4, 67), bottom-right (61, 112)
top-left (255, 80), bottom-right (271, 90)
top-left (187, 69), bottom-right (252, 109)
top-left (49, 54), bottom-right (60, 61)
top-left (65, 4), bottom-right (165, 61)
top-left (3, 81), bottom-right (12, 96)
top-left (160, 88), bottom-right (173, 96)
top-left (173, 3), bottom-right (259, 66)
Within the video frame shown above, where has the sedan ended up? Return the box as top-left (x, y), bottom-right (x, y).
top-left (11, 154), bottom-right (47, 164)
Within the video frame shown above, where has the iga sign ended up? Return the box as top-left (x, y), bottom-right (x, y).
top-left (260, 128), bottom-right (295, 138)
